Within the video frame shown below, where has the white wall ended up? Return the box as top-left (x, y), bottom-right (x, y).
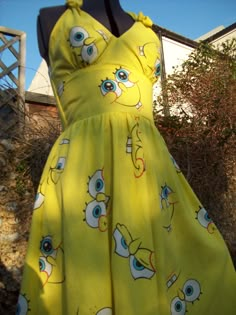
top-left (28, 59), bottom-right (53, 96)
top-left (211, 29), bottom-right (236, 47)
top-left (162, 37), bottom-right (194, 75)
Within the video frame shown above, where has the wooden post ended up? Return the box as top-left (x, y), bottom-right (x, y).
top-left (0, 26), bottom-right (26, 132)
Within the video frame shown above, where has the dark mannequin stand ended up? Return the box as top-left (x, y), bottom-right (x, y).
top-left (37, 0), bottom-right (134, 65)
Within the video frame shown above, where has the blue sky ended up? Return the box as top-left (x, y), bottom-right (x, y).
top-left (1, 0), bottom-right (236, 89)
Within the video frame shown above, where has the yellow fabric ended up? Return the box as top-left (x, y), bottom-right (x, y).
top-left (18, 3), bottom-right (236, 315)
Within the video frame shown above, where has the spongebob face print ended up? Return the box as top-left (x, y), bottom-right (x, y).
top-left (160, 184), bottom-right (178, 232)
top-left (16, 294), bottom-right (30, 315)
top-left (69, 26), bottom-right (98, 64)
top-left (139, 41), bottom-right (160, 80)
top-left (113, 223), bottom-right (156, 280)
top-left (84, 169), bottom-right (110, 232)
top-left (69, 26), bottom-right (110, 65)
top-left (48, 138), bottom-right (70, 185)
top-left (39, 235), bottom-right (64, 286)
top-left (196, 206), bottom-right (216, 233)
top-left (99, 67), bottom-right (142, 109)
top-left (126, 119), bottom-right (145, 178)
top-left (170, 279), bottom-right (202, 315)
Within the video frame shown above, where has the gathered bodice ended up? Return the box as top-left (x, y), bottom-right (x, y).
top-left (48, 1), bottom-right (161, 128)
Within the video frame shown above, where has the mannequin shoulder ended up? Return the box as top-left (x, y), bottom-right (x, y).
top-left (37, 5), bottom-right (67, 63)
top-left (38, 5), bottom-right (67, 33)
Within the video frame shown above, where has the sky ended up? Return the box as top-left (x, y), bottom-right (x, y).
top-left (0, 0), bottom-right (236, 89)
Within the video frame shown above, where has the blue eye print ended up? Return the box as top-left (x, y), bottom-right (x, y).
top-left (40, 238), bottom-right (53, 255)
top-left (155, 63), bottom-right (161, 76)
top-left (121, 237), bottom-right (128, 249)
top-left (204, 212), bottom-right (211, 222)
top-left (132, 257), bottom-right (145, 271)
top-left (16, 304), bottom-right (21, 315)
top-left (116, 69), bottom-right (129, 82)
top-left (163, 187), bottom-right (169, 199)
top-left (93, 205), bottom-right (102, 218)
top-left (174, 301), bottom-right (183, 312)
top-left (87, 46), bottom-right (94, 56)
top-left (95, 179), bottom-right (104, 192)
top-left (74, 32), bottom-right (84, 42)
top-left (56, 163), bottom-right (63, 170)
top-left (101, 80), bottom-right (116, 93)
top-left (39, 258), bottom-right (46, 271)
top-left (185, 285), bottom-right (194, 296)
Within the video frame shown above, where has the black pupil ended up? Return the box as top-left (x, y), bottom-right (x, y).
top-left (176, 302), bottom-right (181, 310)
top-left (119, 71), bottom-right (127, 80)
top-left (43, 241), bottom-right (52, 252)
top-left (104, 82), bottom-right (114, 91)
top-left (39, 260), bottom-right (43, 269)
top-left (95, 206), bottom-right (100, 215)
top-left (96, 181), bottom-right (102, 190)
top-left (135, 260), bottom-right (142, 267)
top-left (187, 287), bottom-right (192, 294)
top-left (76, 33), bottom-right (82, 40)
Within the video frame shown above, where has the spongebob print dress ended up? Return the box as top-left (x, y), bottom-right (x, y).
top-left (17, 1), bottom-right (236, 315)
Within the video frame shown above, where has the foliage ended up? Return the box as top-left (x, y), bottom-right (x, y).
top-left (155, 39), bottom-right (236, 259)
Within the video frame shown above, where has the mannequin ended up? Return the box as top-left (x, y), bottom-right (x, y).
top-left (37, 0), bottom-right (135, 64)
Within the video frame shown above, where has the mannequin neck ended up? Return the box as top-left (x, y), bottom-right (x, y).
top-left (82, 0), bottom-right (123, 14)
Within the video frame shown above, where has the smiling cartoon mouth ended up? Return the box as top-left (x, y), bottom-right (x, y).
top-left (162, 202), bottom-right (177, 232)
top-left (116, 100), bottom-right (142, 109)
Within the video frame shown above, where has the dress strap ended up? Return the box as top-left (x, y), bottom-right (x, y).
top-left (128, 12), bottom-right (153, 28)
top-left (66, 0), bottom-right (83, 9)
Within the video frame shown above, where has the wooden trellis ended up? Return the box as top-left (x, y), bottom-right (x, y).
top-left (0, 26), bottom-right (26, 136)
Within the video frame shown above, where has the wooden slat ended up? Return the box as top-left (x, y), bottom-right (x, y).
top-left (0, 60), bottom-right (19, 79)
top-left (0, 34), bottom-right (20, 59)
top-left (0, 26), bottom-right (26, 128)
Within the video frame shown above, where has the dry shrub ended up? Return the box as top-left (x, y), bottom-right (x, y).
top-left (155, 39), bottom-right (236, 263)
top-left (16, 112), bottom-right (61, 191)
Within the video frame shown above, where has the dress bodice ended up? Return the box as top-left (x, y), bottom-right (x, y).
top-left (48, 0), bottom-right (161, 128)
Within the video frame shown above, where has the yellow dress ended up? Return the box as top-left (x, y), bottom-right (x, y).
top-left (17, 1), bottom-right (236, 314)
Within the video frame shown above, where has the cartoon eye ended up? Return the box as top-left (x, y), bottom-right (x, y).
top-left (170, 155), bottom-right (181, 172)
top-left (183, 279), bottom-right (201, 302)
top-left (33, 192), bottom-right (44, 210)
top-left (161, 184), bottom-right (173, 200)
top-left (88, 170), bottom-right (105, 197)
top-left (16, 294), bottom-right (29, 315)
top-left (129, 255), bottom-right (155, 279)
top-left (114, 68), bottom-right (134, 87)
top-left (96, 308), bottom-right (112, 315)
top-left (69, 26), bottom-right (88, 47)
top-left (113, 228), bottom-right (130, 258)
top-left (39, 256), bottom-right (52, 276)
top-left (171, 297), bottom-right (186, 315)
top-left (81, 43), bottom-right (98, 63)
top-left (40, 236), bottom-right (54, 256)
top-left (55, 157), bottom-right (66, 171)
top-left (85, 200), bottom-right (107, 228)
top-left (196, 207), bottom-right (213, 228)
top-left (100, 79), bottom-right (122, 97)
top-left (154, 60), bottom-right (161, 76)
